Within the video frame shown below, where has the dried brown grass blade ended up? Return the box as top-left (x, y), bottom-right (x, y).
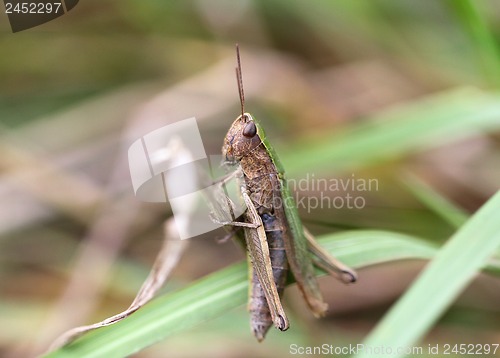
top-left (47, 219), bottom-right (187, 352)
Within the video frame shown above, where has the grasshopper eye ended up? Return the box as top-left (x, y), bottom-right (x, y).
top-left (243, 121), bottom-right (257, 138)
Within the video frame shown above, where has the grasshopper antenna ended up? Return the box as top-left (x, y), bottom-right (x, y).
top-left (235, 44), bottom-right (245, 118)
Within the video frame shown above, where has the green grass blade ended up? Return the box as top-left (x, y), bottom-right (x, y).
top-left (356, 191), bottom-right (500, 358)
top-left (45, 223), bottom-right (500, 358)
top-left (43, 231), bottom-right (435, 358)
top-left (282, 88), bottom-right (500, 175)
top-left (448, 0), bottom-right (500, 87)
top-left (400, 173), bottom-right (468, 229)
top-left (314, 230), bottom-right (437, 269)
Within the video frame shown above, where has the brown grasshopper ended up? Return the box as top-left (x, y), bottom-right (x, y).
top-left (219, 45), bottom-right (357, 341)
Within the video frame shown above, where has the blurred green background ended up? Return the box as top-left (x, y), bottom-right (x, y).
top-left (1, 0), bottom-right (500, 357)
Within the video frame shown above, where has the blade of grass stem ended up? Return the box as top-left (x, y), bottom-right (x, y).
top-left (45, 222), bottom-right (500, 358)
top-left (357, 191), bottom-right (500, 358)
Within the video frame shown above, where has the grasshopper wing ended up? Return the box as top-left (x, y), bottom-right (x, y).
top-left (254, 118), bottom-right (328, 317)
top-left (276, 180), bottom-right (329, 316)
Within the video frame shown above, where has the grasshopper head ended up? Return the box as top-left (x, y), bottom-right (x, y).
top-left (222, 113), bottom-right (261, 163)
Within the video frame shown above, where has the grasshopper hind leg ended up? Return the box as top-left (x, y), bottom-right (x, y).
top-left (304, 227), bottom-right (358, 284)
top-left (248, 212), bottom-right (289, 341)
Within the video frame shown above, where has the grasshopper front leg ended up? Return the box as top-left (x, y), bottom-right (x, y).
top-left (209, 215), bottom-right (260, 229)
